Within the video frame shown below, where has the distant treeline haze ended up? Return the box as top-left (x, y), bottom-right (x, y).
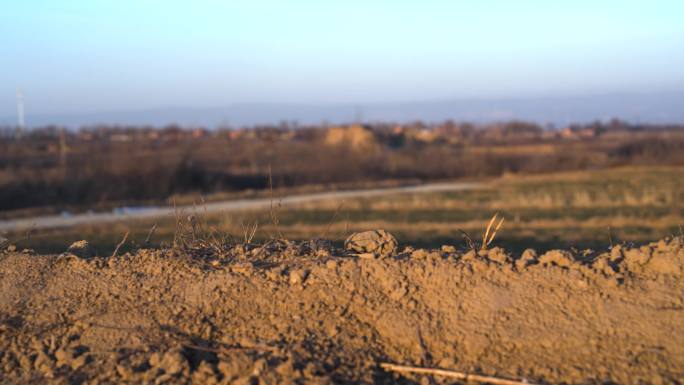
top-left (1, 119), bottom-right (684, 212)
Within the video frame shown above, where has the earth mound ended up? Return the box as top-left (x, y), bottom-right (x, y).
top-left (1, 236), bottom-right (683, 384)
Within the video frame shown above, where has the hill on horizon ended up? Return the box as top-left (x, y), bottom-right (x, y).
top-left (2, 91), bottom-right (683, 128)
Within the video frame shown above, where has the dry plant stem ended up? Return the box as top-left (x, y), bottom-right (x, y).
top-left (489, 216), bottom-right (504, 245)
top-left (321, 200), bottom-right (345, 239)
top-left (111, 231), bottom-right (130, 258)
top-left (608, 226), bottom-right (614, 247)
top-left (380, 363), bottom-right (539, 385)
top-left (144, 224), bottom-right (157, 246)
top-left (268, 164), bottom-right (283, 239)
top-left (181, 342), bottom-right (277, 354)
top-left (458, 228), bottom-right (475, 250)
top-left (4, 224), bottom-right (37, 247)
top-left (242, 221), bottom-right (258, 244)
top-left (481, 213), bottom-right (505, 250)
top-left (25, 226), bottom-right (36, 245)
top-left (172, 198), bottom-right (181, 248)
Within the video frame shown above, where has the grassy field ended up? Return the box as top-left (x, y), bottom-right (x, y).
top-left (5, 166), bottom-right (684, 255)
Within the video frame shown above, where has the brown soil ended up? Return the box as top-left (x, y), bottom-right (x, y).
top-left (1, 236), bottom-right (684, 384)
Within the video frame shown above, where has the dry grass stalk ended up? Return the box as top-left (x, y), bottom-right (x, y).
top-left (241, 220), bottom-right (259, 244)
top-left (169, 195), bottom-right (233, 252)
top-left (607, 225), bottom-right (614, 247)
top-left (320, 200), bottom-right (345, 239)
top-left (481, 213), bottom-right (504, 250)
top-left (268, 164), bottom-right (284, 240)
top-left (143, 224), bottom-right (157, 246)
top-left (380, 362), bottom-right (539, 385)
top-left (111, 231), bottom-right (130, 258)
top-left (458, 228), bottom-right (475, 250)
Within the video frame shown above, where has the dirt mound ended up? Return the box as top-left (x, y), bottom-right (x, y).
top-left (1, 237), bottom-right (684, 384)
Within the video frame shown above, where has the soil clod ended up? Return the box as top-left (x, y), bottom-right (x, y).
top-left (344, 230), bottom-right (398, 258)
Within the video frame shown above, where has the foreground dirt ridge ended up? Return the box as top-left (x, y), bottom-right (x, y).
top-left (1, 236), bottom-right (683, 385)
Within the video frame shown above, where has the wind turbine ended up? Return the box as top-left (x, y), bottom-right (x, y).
top-left (16, 89), bottom-right (25, 136)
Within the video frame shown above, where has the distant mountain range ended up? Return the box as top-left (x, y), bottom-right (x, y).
top-left (2, 91), bottom-right (683, 128)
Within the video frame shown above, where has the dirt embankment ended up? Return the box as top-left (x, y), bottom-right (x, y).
top-left (1, 236), bottom-right (683, 384)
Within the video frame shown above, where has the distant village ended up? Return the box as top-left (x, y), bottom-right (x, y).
top-left (1, 119), bottom-right (680, 153)
top-left (2, 117), bottom-right (684, 213)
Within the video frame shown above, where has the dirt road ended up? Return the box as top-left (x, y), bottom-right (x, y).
top-left (0, 182), bottom-right (482, 232)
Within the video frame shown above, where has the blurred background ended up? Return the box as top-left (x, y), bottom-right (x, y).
top-left (1, 1), bottom-right (683, 254)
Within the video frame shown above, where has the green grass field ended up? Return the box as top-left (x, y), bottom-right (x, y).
top-left (6, 166), bottom-right (684, 255)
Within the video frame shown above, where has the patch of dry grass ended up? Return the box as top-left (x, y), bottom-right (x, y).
top-left (5, 166), bottom-right (684, 254)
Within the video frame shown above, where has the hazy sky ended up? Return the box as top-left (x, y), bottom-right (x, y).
top-left (2, 0), bottom-right (683, 116)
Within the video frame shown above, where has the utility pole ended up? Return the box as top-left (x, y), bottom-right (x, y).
top-left (16, 89), bottom-right (25, 138)
top-left (59, 127), bottom-right (68, 171)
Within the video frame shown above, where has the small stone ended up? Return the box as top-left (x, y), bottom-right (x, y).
top-left (539, 250), bottom-right (574, 268)
top-left (149, 352), bottom-right (162, 367)
top-left (70, 355), bottom-right (87, 370)
top-left (410, 249), bottom-right (429, 260)
top-left (7, 244), bottom-right (17, 252)
top-left (231, 262), bottom-right (254, 275)
top-left (265, 268), bottom-right (282, 281)
top-left (251, 358), bottom-right (267, 376)
top-left (485, 247), bottom-right (508, 264)
top-left (289, 269), bottom-right (309, 285)
top-left (516, 249), bottom-right (538, 270)
top-left (275, 360), bottom-right (295, 376)
top-left (191, 361), bottom-right (218, 385)
top-left (233, 376), bottom-right (257, 385)
top-left (18, 354), bottom-right (32, 371)
top-left (325, 259), bottom-right (338, 270)
top-left (159, 349), bottom-right (187, 375)
top-left (116, 365), bottom-right (133, 379)
top-left (66, 240), bottom-right (96, 259)
top-left (441, 245), bottom-right (457, 253)
top-left (54, 348), bottom-right (72, 367)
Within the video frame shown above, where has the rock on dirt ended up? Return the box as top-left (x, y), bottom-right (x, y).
top-left (1, 237), bottom-right (684, 384)
top-left (344, 229), bottom-right (398, 258)
top-left (65, 239), bottom-right (97, 258)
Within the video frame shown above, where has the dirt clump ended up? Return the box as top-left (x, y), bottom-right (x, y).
top-left (65, 239), bottom-right (97, 259)
top-left (344, 229), bottom-right (398, 258)
top-left (1, 237), bottom-right (684, 384)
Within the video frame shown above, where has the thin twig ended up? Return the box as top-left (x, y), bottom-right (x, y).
top-left (144, 224), bottom-right (157, 246)
top-left (181, 341), bottom-right (277, 354)
top-left (5, 224), bottom-right (37, 247)
top-left (111, 231), bottom-right (130, 258)
top-left (380, 363), bottom-right (539, 385)
top-left (268, 163), bottom-right (283, 239)
top-left (458, 229), bottom-right (475, 250)
top-left (25, 226), bottom-right (36, 245)
top-left (242, 220), bottom-right (258, 244)
top-left (253, 239), bottom-right (274, 259)
top-left (607, 226), bottom-right (613, 247)
top-left (172, 197), bottom-right (180, 248)
top-left (320, 200), bottom-right (345, 239)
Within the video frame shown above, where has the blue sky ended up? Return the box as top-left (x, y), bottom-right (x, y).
top-left (1, 0), bottom-right (683, 116)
